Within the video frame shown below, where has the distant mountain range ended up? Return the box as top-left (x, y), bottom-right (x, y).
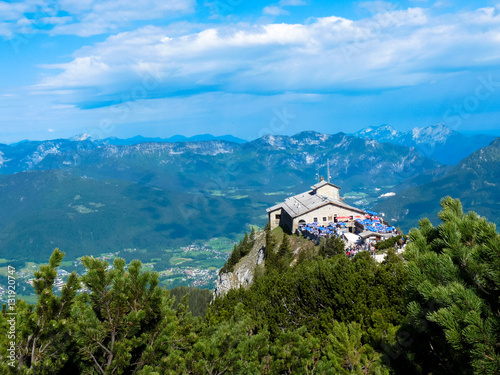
top-left (8, 134), bottom-right (247, 147)
top-left (7, 124), bottom-right (493, 166)
top-left (102, 134), bottom-right (247, 145)
top-left (375, 137), bottom-right (500, 231)
top-left (353, 124), bottom-right (496, 165)
top-left (1, 127), bottom-right (498, 261)
top-left (0, 131), bottom-right (445, 261)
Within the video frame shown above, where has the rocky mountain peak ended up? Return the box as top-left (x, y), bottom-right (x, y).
top-left (355, 125), bottom-right (400, 140)
top-left (70, 133), bottom-right (94, 142)
top-left (411, 124), bottom-right (455, 143)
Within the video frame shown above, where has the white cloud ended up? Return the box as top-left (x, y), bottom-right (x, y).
top-left (38, 56), bottom-right (112, 89)
top-left (460, 6), bottom-right (500, 25)
top-left (0, 23), bottom-right (11, 37)
top-left (32, 6), bottom-right (500, 108)
top-left (51, 0), bottom-right (196, 36)
top-left (263, 0), bottom-right (306, 16)
top-left (0, 1), bottom-right (30, 21)
top-left (0, 0), bottom-right (195, 38)
top-left (263, 6), bottom-right (289, 16)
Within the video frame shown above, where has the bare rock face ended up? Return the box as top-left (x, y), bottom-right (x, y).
top-left (236, 268), bottom-right (253, 286)
top-left (213, 272), bottom-right (234, 298)
top-left (213, 231), bottom-right (266, 299)
top-left (257, 247), bottom-right (265, 265)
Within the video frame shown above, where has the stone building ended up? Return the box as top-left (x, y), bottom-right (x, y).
top-left (266, 179), bottom-right (367, 232)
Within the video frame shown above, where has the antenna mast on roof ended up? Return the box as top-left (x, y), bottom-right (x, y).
top-left (327, 159), bottom-right (331, 183)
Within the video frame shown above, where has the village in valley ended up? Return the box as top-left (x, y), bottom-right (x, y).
top-left (0, 239), bottom-right (235, 305)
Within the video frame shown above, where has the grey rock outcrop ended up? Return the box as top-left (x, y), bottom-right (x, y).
top-left (213, 231), bottom-right (266, 299)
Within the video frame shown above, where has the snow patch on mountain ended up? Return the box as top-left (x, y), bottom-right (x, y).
top-left (25, 144), bottom-right (61, 168)
top-left (70, 133), bottom-right (93, 142)
top-left (412, 124), bottom-right (453, 144)
top-left (356, 125), bottom-right (400, 140)
top-left (334, 135), bottom-right (351, 149)
top-left (365, 139), bottom-right (377, 148)
top-left (266, 135), bottom-right (278, 147)
top-left (0, 151), bottom-right (10, 167)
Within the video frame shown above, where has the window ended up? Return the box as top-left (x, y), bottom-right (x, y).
top-left (328, 216), bottom-right (332, 221)
top-left (275, 214), bottom-right (281, 220)
top-left (313, 217), bottom-right (318, 223)
top-left (323, 217), bottom-right (327, 222)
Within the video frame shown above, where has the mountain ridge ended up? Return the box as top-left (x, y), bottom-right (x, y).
top-left (0, 131), bottom-right (444, 261)
top-left (353, 124), bottom-right (496, 164)
top-left (375, 137), bottom-right (500, 230)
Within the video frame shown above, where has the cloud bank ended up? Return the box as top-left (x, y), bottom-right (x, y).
top-left (32, 5), bottom-right (500, 109)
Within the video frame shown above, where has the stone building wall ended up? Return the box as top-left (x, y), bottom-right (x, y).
top-left (315, 185), bottom-right (340, 199)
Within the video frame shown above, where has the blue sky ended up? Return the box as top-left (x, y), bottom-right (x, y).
top-left (1, 0), bottom-right (500, 143)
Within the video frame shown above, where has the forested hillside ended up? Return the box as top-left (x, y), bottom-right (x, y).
top-left (1, 197), bottom-right (499, 374)
top-left (376, 137), bottom-right (500, 231)
top-left (0, 131), bottom-right (442, 262)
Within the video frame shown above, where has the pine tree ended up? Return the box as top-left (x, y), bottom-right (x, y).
top-left (276, 233), bottom-right (293, 271)
top-left (269, 326), bottom-right (322, 374)
top-left (0, 249), bottom-right (80, 374)
top-left (401, 196), bottom-right (500, 374)
top-left (264, 227), bottom-right (277, 271)
top-left (250, 226), bottom-right (256, 241)
top-left (319, 235), bottom-right (345, 258)
top-left (325, 321), bottom-right (389, 374)
top-left (71, 257), bottom-right (169, 374)
top-left (226, 244), bottom-right (241, 271)
top-left (220, 231), bottom-right (257, 273)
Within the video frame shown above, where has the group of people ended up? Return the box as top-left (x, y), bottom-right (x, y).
top-left (299, 222), bottom-right (378, 258)
top-left (299, 222), bottom-right (346, 238)
top-left (356, 215), bottom-right (396, 234)
top-left (345, 243), bottom-right (375, 258)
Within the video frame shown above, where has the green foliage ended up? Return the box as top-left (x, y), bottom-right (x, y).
top-left (220, 231), bottom-right (256, 274)
top-left (3, 196), bottom-right (500, 374)
top-left (376, 138), bottom-right (500, 232)
top-left (169, 286), bottom-right (212, 317)
top-left (71, 256), bottom-right (169, 374)
top-left (268, 233), bottom-right (293, 272)
top-left (375, 234), bottom-right (407, 252)
top-left (210, 251), bottom-right (407, 338)
top-left (325, 321), bottom-right (389, 374)
top-left (319, 235), bottom-right (346, 258)
top-left (400, 196), bottom-right (500, 374)
top-left (264, 226), bottom-right (276, 259)
top-left (0, 249), bottom-right (80, 374)
top-left (0, 132), bottom-right (448, 263)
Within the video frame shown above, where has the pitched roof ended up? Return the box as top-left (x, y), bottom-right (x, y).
top-left (267, 189), bottom-right (366, 218)
top-left (310, 180), bottom-right (341, 190)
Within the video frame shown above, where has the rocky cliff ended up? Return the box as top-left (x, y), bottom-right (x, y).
top-left (213, 229), bottom-right (317, 298)
top-left (213, 231), bottom-right (266, 298)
